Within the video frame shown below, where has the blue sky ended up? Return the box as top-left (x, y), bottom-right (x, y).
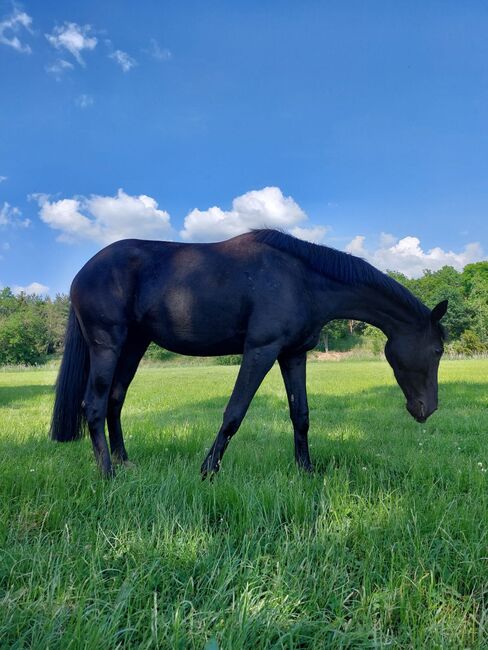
top-left (1, 0), bottom-right (487, 294)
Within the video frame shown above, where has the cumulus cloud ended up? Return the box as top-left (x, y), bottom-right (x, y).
top-left (289, 225), bottom-right (328, 243)
top-left (345, 235), bottom-right (367, 257)
top-left (0, 8), bottom-right (32, 53)
top-left (46, 22), bottom-right (97, 65)
top-left (180, 186), bottom-right (326, 243)
top-left (379, 232), bottom-right (397, 248)
top-left (45, 58), bottom-right (74, 80)
top-left (35, 189), bottom-right (172, 245)
top-left (109, 49), bottom-right (136, 72)
top-left (0, 202), bottom-right (30, 228)
top-left (13, 282), bottom-right (49, 296)
top-left (345, 233), bottom-right (485, 277)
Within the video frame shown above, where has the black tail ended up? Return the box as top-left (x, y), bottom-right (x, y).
top-left (51, 307), bottom-right (89, 442)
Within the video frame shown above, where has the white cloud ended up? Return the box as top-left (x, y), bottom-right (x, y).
top-left (345, 235), bottom-right (367, 256)
top-left (147, 39), bottom-right (172, 61)
top-left (13, 282), bottom-right (49, 296)
top-left (0, 9), bottom-right (32, 53)
top-left (110, 49), bottom-right (136, 72)
top-left (289, 225), bottom-right (328, 243)
top-left (180, 186), bottom-right (326, 243)
top-left (75, 94), bottom-right (94, 108)
top-left (46, 22), bottom-right (97, 65)
top-left (0, 176), bottom-right (7, 183)
top-left (35, 189), bottom-right (172, 245)
top-left (45, 58), bottom-right (74, 80)
top-left (379, 232), bottom-right (397, 247)
top-left (345, 233), bottom-right (485, 277)
top-left (0, 202), bottom-right (30, 228)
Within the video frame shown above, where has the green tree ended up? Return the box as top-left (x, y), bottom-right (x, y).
top-left (462, 262), bottom-right (488, 344)
top-left (362, 324), bottom-right (386, 354)
top-left (390, 266), bottom-right (470, 339)
top-left (319, 320), bottom-right (365, 351)
top-left (0, 287), bottom-right (18, 317)
top-left (462, 261), bottom-right (488, 295)
top-left (44, 294), bottom-right (70, 353)
top-left (0, 307), bottom-right (49, 365)
top-left (452, 330), bottom-right (486, 355)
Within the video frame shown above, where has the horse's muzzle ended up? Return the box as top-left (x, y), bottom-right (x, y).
top-left (406, 399), bottom-right (437, 423)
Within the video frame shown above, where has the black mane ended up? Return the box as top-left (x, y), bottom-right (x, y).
top-left (252, 229), bottom-right (429, 319)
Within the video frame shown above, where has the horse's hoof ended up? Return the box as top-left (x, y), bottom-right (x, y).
top-left (112, 456), bottom-right (136, 469)
top-left (297, 461), bottom-right (314, 473)
top-left (201, 458), bottom-right (220, 481)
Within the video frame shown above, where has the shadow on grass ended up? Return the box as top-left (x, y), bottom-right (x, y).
top-left (0, 384), bottom-right (53, 407)
top-left (117, 379), bottom-right (487, 473)
top-left (1, 380), bottom-right (486, 485)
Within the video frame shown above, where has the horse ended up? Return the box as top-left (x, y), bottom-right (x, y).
top-left (50, 229), bottom-right (448, 478)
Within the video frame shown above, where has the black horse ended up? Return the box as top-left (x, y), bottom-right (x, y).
top-left (51, 229), bottom-right (448, 478)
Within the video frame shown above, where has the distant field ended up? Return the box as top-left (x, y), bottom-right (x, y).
top-left (0, 359), bottom-right (487, 648)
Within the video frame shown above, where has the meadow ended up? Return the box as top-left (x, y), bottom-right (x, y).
top-left (0, 359), bottom-right (487, 649)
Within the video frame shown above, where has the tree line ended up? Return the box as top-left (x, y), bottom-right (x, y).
top-left (0, 260), bottom-right (487, 365)
top-left (0, 289), bottom-right (69, 365)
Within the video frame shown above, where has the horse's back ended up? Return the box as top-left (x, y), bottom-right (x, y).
top-left (70, 234), bottom-right (317, 354)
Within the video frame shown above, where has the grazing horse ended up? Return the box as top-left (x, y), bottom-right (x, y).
top-left (51, 229), bottom-right (448, 478)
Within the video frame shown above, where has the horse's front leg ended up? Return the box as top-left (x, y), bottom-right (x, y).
top-left (201, 342), bottom-right (280, 479)
top-left (278, 352), bottom-right (313, 472)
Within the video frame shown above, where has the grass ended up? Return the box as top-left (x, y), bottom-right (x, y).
top-left (0, 359), bottom-right (487, 648)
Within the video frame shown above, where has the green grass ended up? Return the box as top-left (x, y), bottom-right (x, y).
top-left (1, 359), bottom-right (487, 649)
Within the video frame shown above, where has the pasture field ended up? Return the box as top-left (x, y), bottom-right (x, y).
top-left (0, 359), bottom-right (487, 649)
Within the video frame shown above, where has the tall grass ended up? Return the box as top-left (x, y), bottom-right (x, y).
top-left (0, 360), bottom-right (487, 648)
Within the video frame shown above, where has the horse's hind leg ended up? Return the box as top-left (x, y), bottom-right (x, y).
top-left (84, 341), bottom-right (123, 477)
top-left (107, 336), bottom-right (150, 466)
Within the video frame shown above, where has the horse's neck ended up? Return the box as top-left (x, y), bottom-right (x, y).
top-left (321, 282), bottom-right (424, 337)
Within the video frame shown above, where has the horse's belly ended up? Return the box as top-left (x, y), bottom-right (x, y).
top-left (150, 327), bottom-right (246, 357)
top-left (142, 275), bottom-right (250, 355)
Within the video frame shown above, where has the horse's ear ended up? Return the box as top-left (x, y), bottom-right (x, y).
top-left (431, 299), bottom-right (448, 323)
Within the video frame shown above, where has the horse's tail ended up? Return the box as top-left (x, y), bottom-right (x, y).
top-left (50, 307), bottom-right (89, 442)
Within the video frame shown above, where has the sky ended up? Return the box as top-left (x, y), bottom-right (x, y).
top-left (1, 0), bottom-right (487, 295)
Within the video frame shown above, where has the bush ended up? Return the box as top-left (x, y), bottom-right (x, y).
top-left (143, 343), bottom-right (178, 362)
top-left (214, 354), bottom-right (242, 365)
top-left (451, 329), bottom-right (487, 356)
top-left (362, 324), bottom-right (386, 355)
top-left (0, 310), bottom-right (49, 365)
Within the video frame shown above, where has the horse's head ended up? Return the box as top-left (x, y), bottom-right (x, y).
top-left (384, 300), bottom-right (448, 423)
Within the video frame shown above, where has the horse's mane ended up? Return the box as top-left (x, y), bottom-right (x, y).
top-left (251, 229), bottom-right (430, 319)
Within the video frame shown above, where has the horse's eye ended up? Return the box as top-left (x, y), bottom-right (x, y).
top-left (434, 348), bottom-right (443, 356)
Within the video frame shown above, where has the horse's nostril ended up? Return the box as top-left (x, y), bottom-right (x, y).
top-left (418, 401), bottom-right (425, 417)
